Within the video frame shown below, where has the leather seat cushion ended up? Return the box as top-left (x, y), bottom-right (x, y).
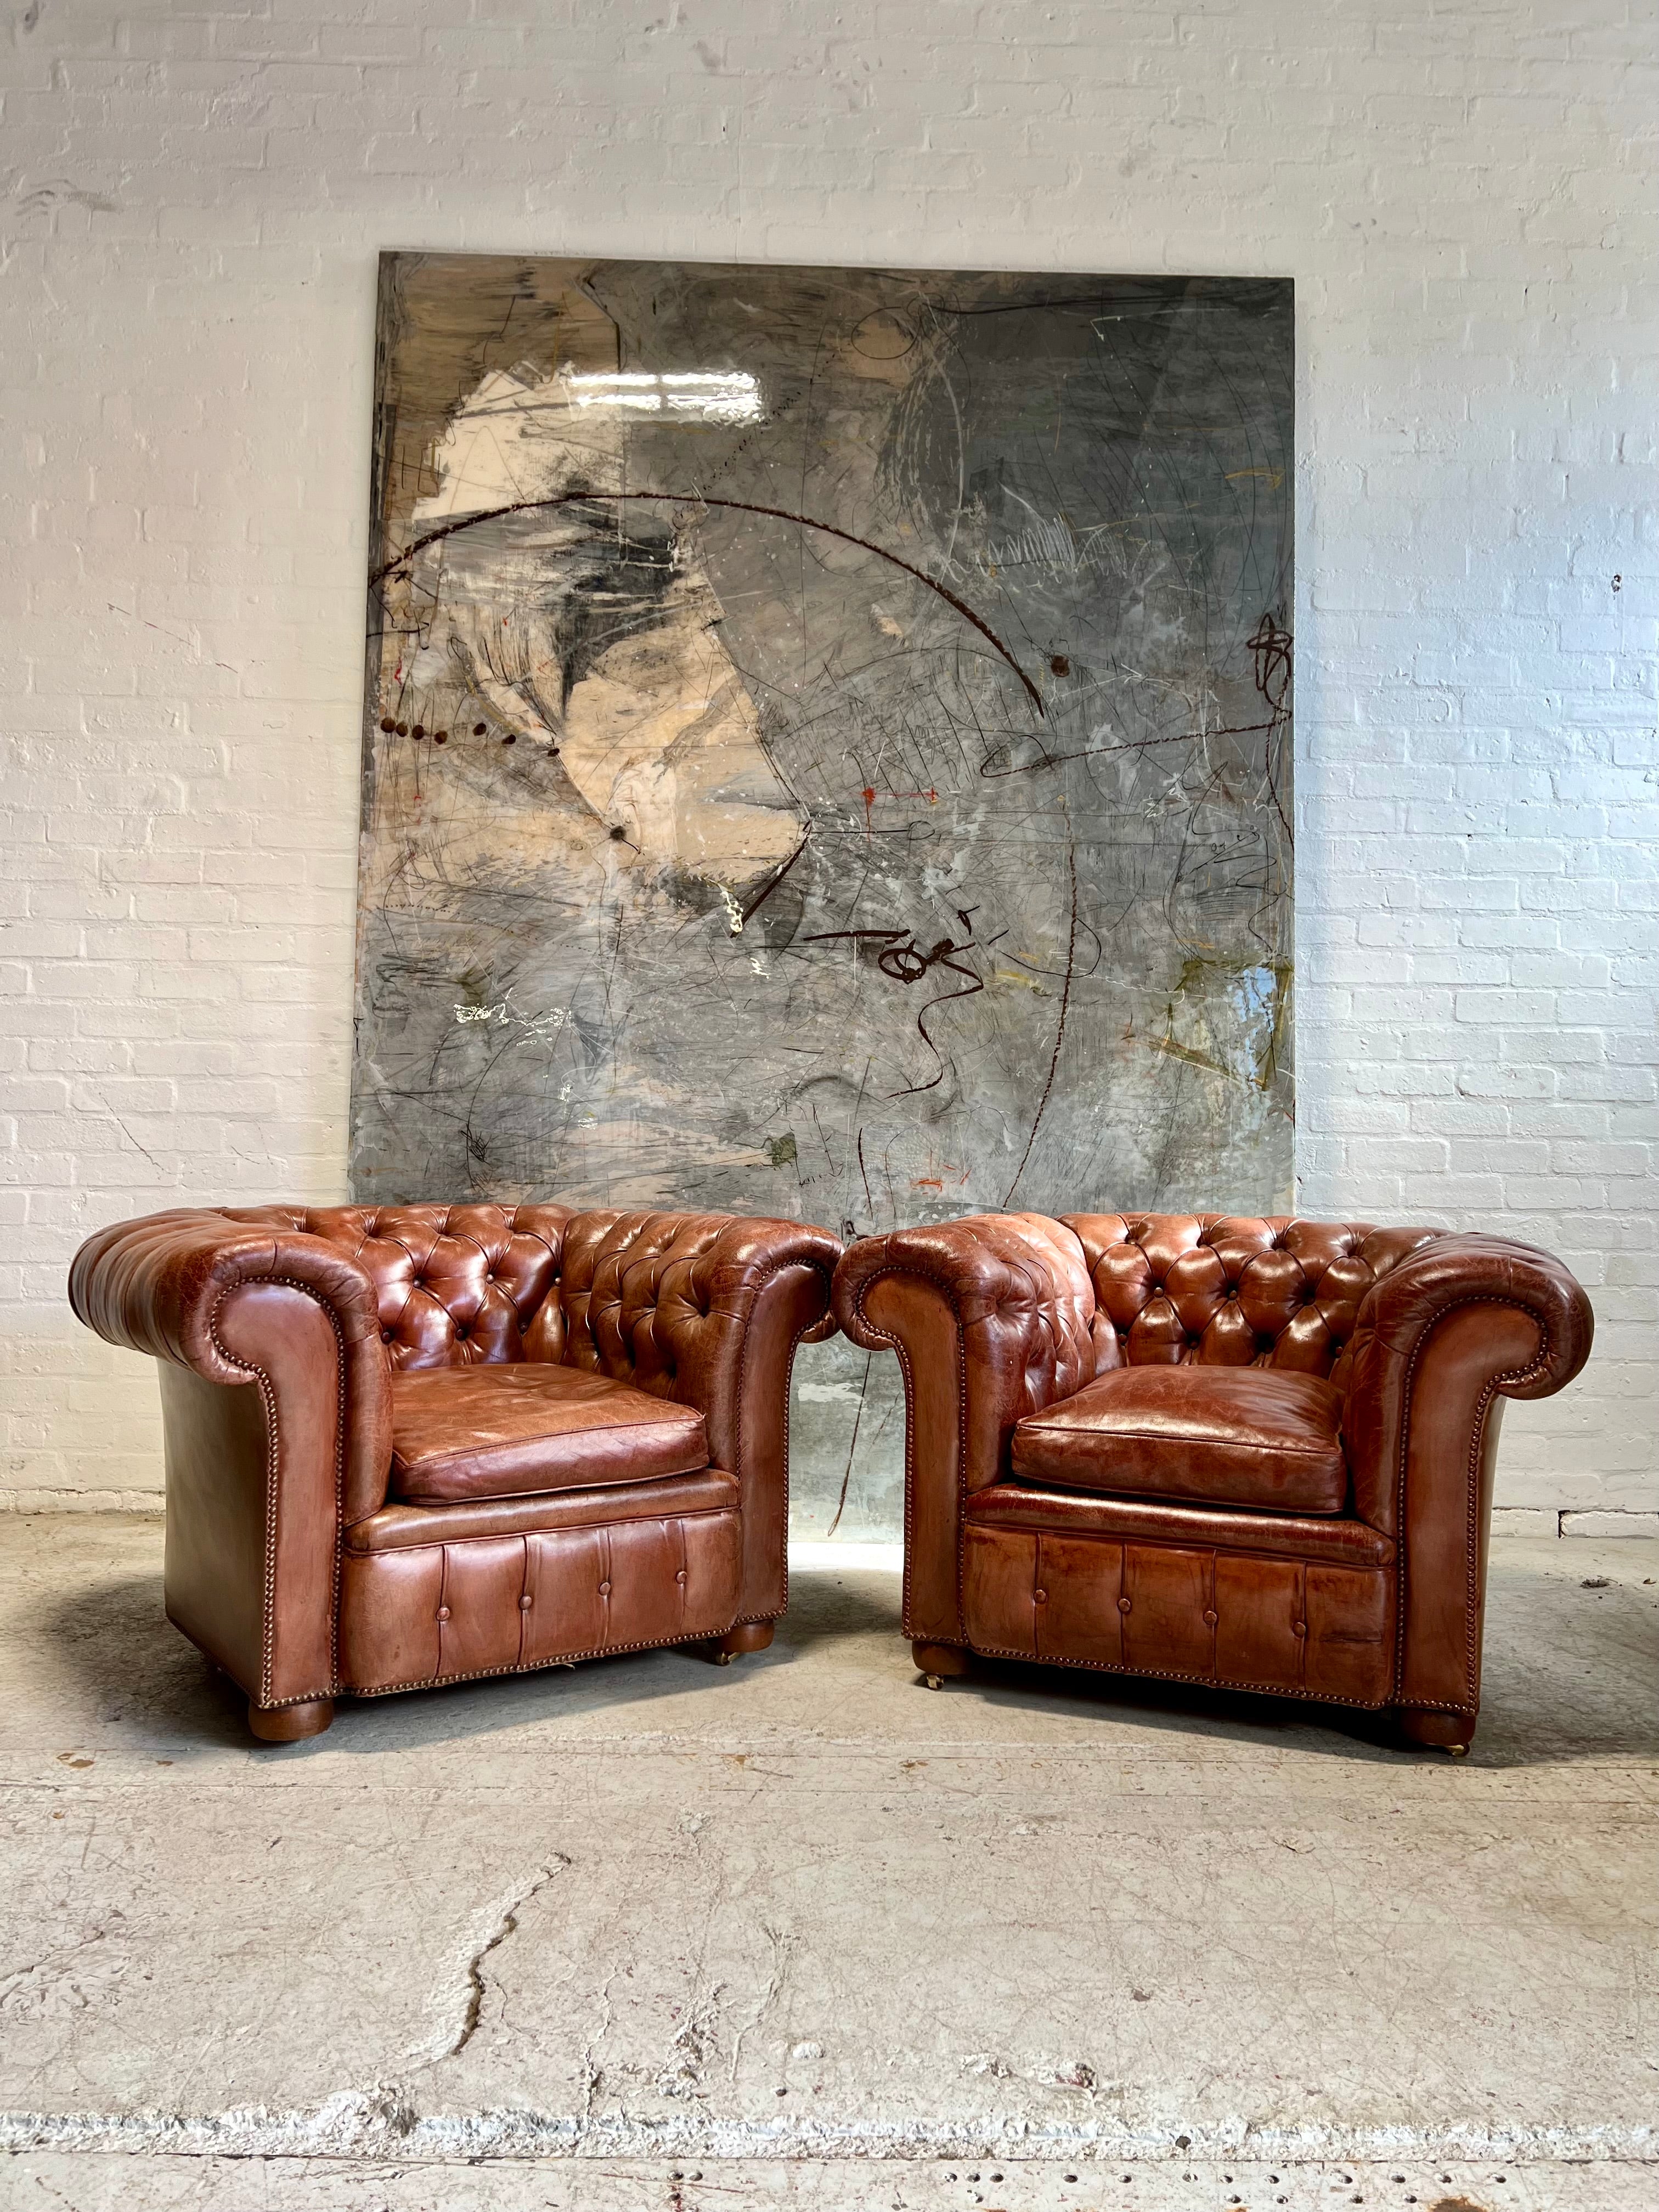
top-left (388, 1363), bottom-right (709, 1505)
top-left (1011, 1365), bottom-right (1348, 1515)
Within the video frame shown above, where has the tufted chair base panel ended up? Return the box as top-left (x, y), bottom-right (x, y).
top-left (388, 1364), bottom-right (709, 1505)
top-left (338, 1508), bottom-right (742, 1693)
top-left (1012, 1365), bottom-right (1348, 1514)
top-left (960, 1523), bottom-right (1396, 1707)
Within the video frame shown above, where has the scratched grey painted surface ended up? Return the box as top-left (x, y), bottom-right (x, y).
top-left (350, 257), bottom-right (1294, 1534)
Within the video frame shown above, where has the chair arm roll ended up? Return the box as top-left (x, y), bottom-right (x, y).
top-left (69, 1207), bottom-right (394, 1523)
top-left (70, 1208), bottom-right (383, 1376)
top-left (834, 1212), bottom-right (1099, 1443)
top-left (1341, 1231), bottom-right (1594, 1538)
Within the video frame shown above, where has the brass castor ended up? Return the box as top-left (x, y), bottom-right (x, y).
top-left (247, 1696), bottom-right (334, 1743)
top-left (697, 1621), bottom-right (775, 1666)
top-left (912, 1640), bottom-right (970, 1690)
top-left (1398, 1707), bottom-right (1476, 1758)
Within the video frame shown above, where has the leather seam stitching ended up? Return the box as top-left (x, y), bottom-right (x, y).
top-left (846, 1259), bottom-right (973, 1646)
top-left (731, 1256), bottom-right (834, 1624)
top-left (1018, 1425), bottom-right (1338, 1462)
top-left (964, 1516), bottom-right (1394, 1567)
top-left (345, 1623), bottom-right (744, 1697)
top-left (207, 1276), bottom-right (347, 1712)
top-left (343, 1502), bottom-right (738, 1555)
top-left (848, 1271), bottom-right (920, 1638)
top-left (1389, 1293), bottom-right (1551, 1707)
top-left (394, 1446), bottom-right (709, 1500)
top-left (961, 1639), bottom-right (1393, 1710)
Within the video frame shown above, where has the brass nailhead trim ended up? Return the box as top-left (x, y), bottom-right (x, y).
top-left (1390, 1293), bottom-right (1553, 1709)
top-left (209, 1273), bottom-right (348, 1709)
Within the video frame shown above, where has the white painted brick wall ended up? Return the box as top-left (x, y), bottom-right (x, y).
top-left (2, 0), bottom-right (1654, 1519)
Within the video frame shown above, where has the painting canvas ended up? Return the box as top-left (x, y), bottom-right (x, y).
top-left (352, 254), bottom-right (1295, 1530)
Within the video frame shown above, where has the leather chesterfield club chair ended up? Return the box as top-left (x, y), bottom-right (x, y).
top-left (70, 1203), bottom-right (840, 1740)
top-left (834, 1211), bottom-right (1592, 1753)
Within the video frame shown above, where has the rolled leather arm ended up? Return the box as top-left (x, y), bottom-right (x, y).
top-left (833, 1214), bottom-right (1098, 1646)
top-left (1340, 1231), bottom-right (1594, 1718)
top-left (560, 1210), bottom-right (842, 1623)
top-left (1343, 1232), bottom-right (1594, 1531)
top-left (71, 1207), bottom-right (381, 1373)
top-left (69, 1207), bottom-right (393, 1513)
top-left (69, 1208), bottom-right (398, 1709)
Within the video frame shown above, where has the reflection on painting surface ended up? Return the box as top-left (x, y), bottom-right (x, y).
top-left (354, 255), bottom-right (1294, 1232)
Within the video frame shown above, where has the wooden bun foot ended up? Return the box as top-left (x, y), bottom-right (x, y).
top-left (1398, 1708), bottom-right (1476, 1757)
top-left (694, 1621), bottom-right (775, 1664)
top-left (912, 1640), bottom-right (970, 1689)
top-left (247, 1697), bottom-right (334, 1742)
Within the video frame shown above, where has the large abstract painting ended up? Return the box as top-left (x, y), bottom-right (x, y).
top-left (352, 255), bottom-right (1295, 1530)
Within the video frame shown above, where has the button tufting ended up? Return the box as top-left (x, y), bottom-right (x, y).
top-left (1118, 1596), bottom-right (1132, 1614)
top-left (436, 1605), bottom-right (451, 1622)
top-left (1034, 1587), bottom-right (1048, 1604)
top-left (520, 1594), bottom-right (533, 1611)
top-left (599, 1579), bottom-right (611, 1596)
top-left (675, 1569), bottom-right (686, 1584)
top-left (1203, 1609), bottom-right (1218, 1626)
top-left (381, 1329), bottom-right (394, 1344)
top-left (1293, 1620), bottom-right (1307, 1637)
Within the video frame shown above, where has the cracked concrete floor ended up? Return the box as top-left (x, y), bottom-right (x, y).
top-left (1, 1515), bottom-right (1655, 2211)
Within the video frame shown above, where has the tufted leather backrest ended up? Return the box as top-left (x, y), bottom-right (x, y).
top-left (1063, 1214), bottom-right (1446, 1386)
top-left (216, 1203), bottom-right (573, 1372)
top-left (558, 1209), bottom-right (753, 1390)
top-left (551, 1207), bottom-right (839, 1474)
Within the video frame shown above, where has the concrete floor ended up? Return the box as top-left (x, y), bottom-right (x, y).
top-left (1, 1516), bottom-right (1655, 2211)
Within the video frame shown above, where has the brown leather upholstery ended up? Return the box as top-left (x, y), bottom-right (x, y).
top-left (961, 1522), bottom-right (1395, 1705)
top-left (347, 1470), bottom-right (740, 1551)
top-left (338, 1510), bottom-right (743, 1694)
top-left (297, 1202), bottom-right (576, 1370)
top-left (1011, 1365), bottom-right (1348, 1514)
top-left (388, 1365), bottom-right (709, 1504)
top-left (835, 1210), bottom-right (1593, 1748)
top-left (966, 1482), bottom-right (1395, 1568)
top-left (1063, 1212), bottom-right (1443, 1384)
top-left (70, 1201), bottom-right (840, 1734)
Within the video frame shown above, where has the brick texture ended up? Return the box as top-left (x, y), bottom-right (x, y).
top-left (1, 0), bottom-right (1654, 1516)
